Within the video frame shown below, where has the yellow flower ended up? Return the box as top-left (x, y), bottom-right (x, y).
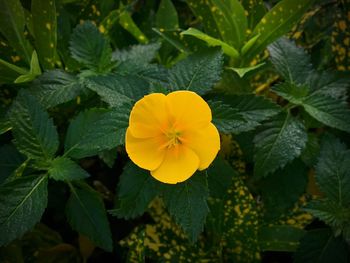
top-left (125, 90), bottom-right (220, 184)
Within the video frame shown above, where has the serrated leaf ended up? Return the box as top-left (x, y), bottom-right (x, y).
top-left (272, 82), bottom-right (309, 105)
top-left (254, 113), bottom-right (307, 178)
top-left (228, 62), bottom-right (265, 78)
top-left (85, 74), bottom-right (149, 107)
top-left (31, 0), bottom-right (57, 69)
top-left (210, 0), bottom-right (247, 49)
top-left (112, 43), bottom-right (161, 65)
top-left (315, 136), bottom-right (350, 204)
top-left (9, 90), bottom-right (59, 160)
top-left (110, 163), bottom-right (159, 219)
top-left (207, 157), bottom-right (236, 199)
top-left (162, 173), bottom-right (209, 242)
top-left (302, 94), bottom-right (350, 132)
top-left (64, 107), bottom-right (129, 159)
top-left (245, 0), bottom-right (314, 62)
top-left (261, 160), bottom-right (308, 220)
top-left (30, 70), bottom-right (84, 109)
top-left (48, 157), bottom-right (90, 181)
top-left (69, 21), bottom-right (113, 72)
top-left (294, 229), bottom-right (349, 263)
top-left (0, 175), bottom-right (48, 246)
top-left (66, 183), bottom-right (112, 251)
top-left (209, 100), bottom-right (245, 134)
top-left (0, 0), bottom-right (32, 63)
top-left (168, 49), bottom-right (223, 95)
top-left (211, 94), bottom-right (281, 133)
top-left (156, 0), bottom-right (179, 30)
top-left (0, 144), bottom-right (26, 184)
top-left (181, 28), bottom-right (239, 58)
top-left (258, 225), bottom-right (305, 252)
top-left (306, 199), bottom-right (350, 235)
top-left (268, 38), bottom-right (314, 84)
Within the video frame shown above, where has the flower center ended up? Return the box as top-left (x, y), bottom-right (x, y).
top-left (165, 130), bottom-right (182, 148)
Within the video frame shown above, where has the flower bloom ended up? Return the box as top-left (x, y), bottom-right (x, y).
top-left (125, 90), bottom-right (220, 184)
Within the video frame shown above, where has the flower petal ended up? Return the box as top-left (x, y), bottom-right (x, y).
top-left (125, 128), bottom-right (165, 170)
top-left (183, 123), bottom-right (220, 170)
top-left (151, 145), bottom-right (199, 184)
top-left (166, 91), bottom-right (211, 129)
top-left (129, 93), bottom-right (168, 138)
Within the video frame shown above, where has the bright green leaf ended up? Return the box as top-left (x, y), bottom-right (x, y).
top-left (181, 28), bottom-right (239, 58)
top-left (228, 62), bottom-right (265, 78)
top-left (119, 11), bottom-right (148, 44)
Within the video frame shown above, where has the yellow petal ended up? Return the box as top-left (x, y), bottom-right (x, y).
top-left (129, 93), bottom-right (168, 138)
top-left (182, 123), bottom-right (220, 170)
top-left (151, 145), bottom-right (199, 184)
top-left (166, 91), bottom-right (211, 129)
top-left (125, 128), bottom-right (165, 170)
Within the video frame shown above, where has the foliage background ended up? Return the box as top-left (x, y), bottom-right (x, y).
top-left (0, 0), bottom-right (349, 262)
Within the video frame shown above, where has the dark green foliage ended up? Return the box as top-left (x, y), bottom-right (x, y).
top-left (295, 229), bottom-right (349, 263)
top-left (0, 144), bottom-right (26, 184)
top-left (168, 49), bottom-right (223, 94)
top-left (48, 157), bottom-right (90, 182)
top-left (0, 175), bottom-right (48, 246)
top-left (254, 113), bottom-right (307, 178)
top-left (162, 173), bottom-right (209, 242)
top-left (110, 163), bottom-right (159, 219)
top-left (9, 90), bottom-right (59, 161)
top-left (66, 183), bottom-right (112, 251)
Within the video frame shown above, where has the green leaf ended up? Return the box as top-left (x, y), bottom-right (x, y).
top-left (48, 157), bottom-right (90, 182)
top-left (66, 183), bottom-right (112, 251)
top-left (254, 113), bottom-right (307, 178)
top-left (181, 28), bottom-right (239, 59)
top-left (168, 48), bottom-right (223, 94)
top-left (69, 21), bottom-right (113, 73)
top-left (156, 0), bottom-right (179, 30)
top-left (31, 0), bottom-right (57, 69)
top-left (302, 94), bottom-right (350, 132)
top-left (210, 0), bottom-right (247, 49)
top-left (0, 144), bottom-right (26, 184)
top-left (245, 0), bottom-right (314, 62)
top-left (306, 200), bottom-right (350, 235)
top-left (268, 38), bottom-right (314, 84)
top-left (64, 108), bottom-right (128, 159)
top-left (110, 163), bottom-right (159, 219)
top-left (14, 50), bottom-right (42, 84)
top-left (209, 100), bottom-right (245, 134)
top-left (211, 94), bottom-right (281, 133)
top-left (228, 62), bottom-right (265, 78)
top-left (260, 160), bottom-right (308, 220)
top-left (119, 10), bottom-right (149, 44)
top-left (162, 173), bottom-right (209, 242)
top-left (300, 133), bottom-right (320, 166)
top-left (112, 43), bottom-right (161, 65)
top-left (85, 74), bottom-right (149, 107)
top-left (294, 229), bottom-right (349, 263)
top-left (258, 225), bottom-right (305, 252)
top-left (9, 90), bottom-right (59, 160)
top-left (30, 70), bottom-right (84, 109)
top-left (0, 175), bottom-right (48, 246)
top-left (315, 136), bottom-right (350, 204)
top-left (272, 82), bottom-right (309, 105)
top-left (0, 0), bottom-right (33, 63)
top-left (207, 157), bottom-right (236, 199)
